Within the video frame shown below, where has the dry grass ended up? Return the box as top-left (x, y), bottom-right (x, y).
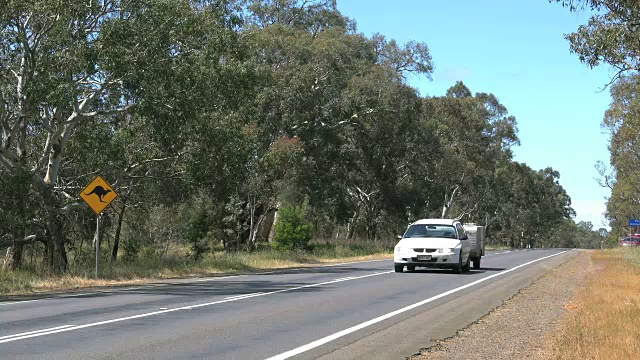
top-left (0, 247), bottom-right (392, 296)
top-left (551, 247), bottom-right (640, 360)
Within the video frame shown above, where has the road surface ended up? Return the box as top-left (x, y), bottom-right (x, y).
top-left (0, 249), bottom-right (573, 360)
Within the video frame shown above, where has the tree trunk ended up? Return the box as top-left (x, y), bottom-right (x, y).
top-left (2, 244), bottom-right (23, 270)
top-left (92, 216), bottom-right (100, 250)
top-left (442, 186), bottom-right (460, 218)
top-left (250, 211), bottom-right (269, 250)
top-left (347, 211), bottom-right (359, 239)
top-left (112, 202), bottom-right (127, 262)
top-left (267, 204), bottom-right (280, 243)
top-left (248, 198), bottom-right (256, 251)
top-left (54, 223), bottom-right (68, 273)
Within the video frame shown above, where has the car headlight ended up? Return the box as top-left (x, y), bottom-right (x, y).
top-left (449, 248), bottom-right (456, 253)
top-left (437, 248), bottom-right (443, 253)
top-left (395, 246), bottom-right (402, 253)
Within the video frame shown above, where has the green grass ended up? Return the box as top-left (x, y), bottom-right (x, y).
top-left (0, 243), bottom-right (392, 296)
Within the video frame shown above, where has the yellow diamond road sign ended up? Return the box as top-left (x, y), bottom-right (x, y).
top-left (80, 175), bottom-right (118, 215)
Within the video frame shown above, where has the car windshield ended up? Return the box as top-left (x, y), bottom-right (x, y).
top-left (403, 224), bottom-right (458, 239)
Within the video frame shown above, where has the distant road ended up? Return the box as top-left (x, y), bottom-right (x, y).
top-left (0, 249), bottom-right (572, 360)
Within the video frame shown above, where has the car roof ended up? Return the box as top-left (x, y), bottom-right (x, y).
top-left (412, 218), bottom-right (459, 226)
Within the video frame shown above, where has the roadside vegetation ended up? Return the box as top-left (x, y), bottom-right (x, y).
top-left (545, 2), bottom-right (640, 356)
top-left (0, 1), bottom-right (608, 294)
top-left (551, 247), bottom-right (640, 359)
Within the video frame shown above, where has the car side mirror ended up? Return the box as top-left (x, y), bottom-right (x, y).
top-left (461, 235), bottom-right (468, 240)
top-left (396, 235), bottom-right (403, 240)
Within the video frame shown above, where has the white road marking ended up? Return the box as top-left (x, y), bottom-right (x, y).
top-left (194, 275), bottom-right (248, 282)
top-left (0, 299), bottom-right (40, 307)
top-left (59, 293), bottom-right (92, 298)
top-left (0, 325), bottom-right (74, 340)
top-left (264, 250), bottom-right (569, 360)
top-left (0, 259), bottom-right (392, 307)
top-left (224, 292), bottom-right (264, 300)
top-left (0, 270), bottom-right (394, 344)
top-left (319, 259), bottom-right (390, 267)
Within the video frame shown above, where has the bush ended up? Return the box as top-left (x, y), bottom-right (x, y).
top-left (178, 192), bottom-right (215, 260)
top-left (272, 205), bottom-right (313, 251)
top-left (122, 238), bottom-right (141, 262)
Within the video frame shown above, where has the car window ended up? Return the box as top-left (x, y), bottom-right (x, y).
top-left (403, 224), bottom-right (457, 239)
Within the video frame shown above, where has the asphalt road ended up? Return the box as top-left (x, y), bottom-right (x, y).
top-left (0, 248), bottom-right (573, 360)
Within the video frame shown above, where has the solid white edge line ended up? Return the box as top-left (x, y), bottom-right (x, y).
top-left (0, 299), bottom-right (40, 307)
top-left (0, 270), bottom-right (394, 344)
top-left (263, 250), bottom-right (569, 360)
top-left (0, 325), bottom-right (74, 340)
top-left (224, 292), bottom-right (265, 300)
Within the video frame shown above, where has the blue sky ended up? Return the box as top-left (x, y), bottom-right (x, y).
top-left (337, 0), bottom-right (614, 229)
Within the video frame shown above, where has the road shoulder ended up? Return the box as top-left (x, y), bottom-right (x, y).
top-left (409, 250), bottom-right (592, 360)
top-left (307, 250), bottom-right (574, 360)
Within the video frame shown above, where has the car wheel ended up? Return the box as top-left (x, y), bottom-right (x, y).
top-left (394, 264), bottom-right (404, 273)
top-left (453, 254), bottom-right (462, 274)
top-left (407, 265), bottom-right (416, 272)
top-left (462, 257), bottom-right (470, 272)
top-left (473, 258), bottom-right (481, 270)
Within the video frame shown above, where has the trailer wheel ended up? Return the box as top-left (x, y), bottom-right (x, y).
top-left (407, 265), bottom-right (415, 271)
top-left (473, 258), bottom-right (481, 270)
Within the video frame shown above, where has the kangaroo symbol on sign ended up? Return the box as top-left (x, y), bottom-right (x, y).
top-left (85, 186), bottom-right (112, 203)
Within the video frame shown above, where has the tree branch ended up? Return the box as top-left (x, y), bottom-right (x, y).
top-left (78, 104), bottom-right (136, 118)
top-left (125, 152), bottom-right (185, 173)
top-left (0, 234), bottom-right (48, 248)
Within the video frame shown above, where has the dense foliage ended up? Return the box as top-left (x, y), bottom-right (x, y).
top-left (553, 0), bottom-right (640, 243)
top-left (0, 0), bottom-right (581, 274)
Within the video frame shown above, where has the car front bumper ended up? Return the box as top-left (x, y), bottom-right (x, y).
top-left (394, 251), bottom-right (458, 267)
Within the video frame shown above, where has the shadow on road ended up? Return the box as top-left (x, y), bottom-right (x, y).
top-left (403, 267), bottom-right (507, 275)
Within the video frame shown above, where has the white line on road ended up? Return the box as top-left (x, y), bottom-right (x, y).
top-left (264, 250), bottom-right (569, 360)
top-left (0, 270), bottom-right (394, 344)
top-left (194, 275), bottom-right (249, 282)
top-left (224, 292), bottom-right (265, 300)
top-left (0, 299), bottom-right (40, 307)
top-left (0, 325), bottom-right (74, 340)
top-left (0, 259), bottom-right (392, 307)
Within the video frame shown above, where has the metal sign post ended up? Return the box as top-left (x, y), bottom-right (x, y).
top-left (80, 175), bottom-right (118, 279)
top-left (95, 214), bottom-right (101, 279)
top-left (629, 219), bottom-right (640, 239)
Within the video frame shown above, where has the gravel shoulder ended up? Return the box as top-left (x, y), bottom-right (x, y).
top-left (409, 250), bottom-right (593, 360)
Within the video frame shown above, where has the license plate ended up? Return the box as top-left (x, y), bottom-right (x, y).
top-left (417, 255), bottom-right (431, 261)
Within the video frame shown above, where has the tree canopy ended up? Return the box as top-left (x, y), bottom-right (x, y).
top-left (0, 0), bottom-right (582, 273)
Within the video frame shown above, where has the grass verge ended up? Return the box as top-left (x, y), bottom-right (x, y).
top-left (0, 244), bottom-right (392, 296)
top-left (551, 247), bottom-right (640, 359)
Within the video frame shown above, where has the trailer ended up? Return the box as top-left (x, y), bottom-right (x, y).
top-left (463, 224), bottom-right (485, 269)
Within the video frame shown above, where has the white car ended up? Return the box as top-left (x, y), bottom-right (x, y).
top-left (394, 218), bottom-right (471, 273)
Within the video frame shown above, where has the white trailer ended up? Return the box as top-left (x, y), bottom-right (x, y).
top-left (463, 224), bottom-right (485, 269)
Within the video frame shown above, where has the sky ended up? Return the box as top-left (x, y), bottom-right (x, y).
top-left (337, 0), bottom-right (614, 230)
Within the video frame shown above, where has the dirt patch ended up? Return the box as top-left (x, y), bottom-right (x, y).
top-left (409, 250), bottom-right (594, 360)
